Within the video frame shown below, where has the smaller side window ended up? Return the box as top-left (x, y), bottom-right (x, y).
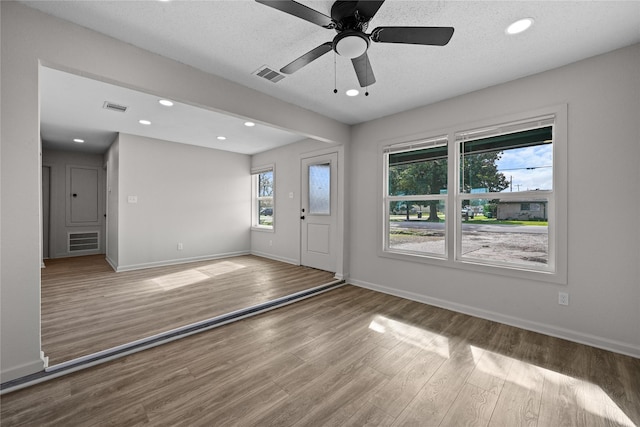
top-left (253, 167), bottom-right (274, 229)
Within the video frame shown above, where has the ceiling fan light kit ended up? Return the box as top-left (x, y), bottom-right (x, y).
top-left (333, 30), bottom-right (369, 59)
top-left (255, 0), bottom-right (454, 89)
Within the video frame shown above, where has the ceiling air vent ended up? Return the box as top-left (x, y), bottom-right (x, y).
top-left (253, 66), bottom-right (285, 83)
top-left (103, 101), bottom-right (128, 113)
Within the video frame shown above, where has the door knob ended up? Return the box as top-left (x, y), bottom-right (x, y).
top-left (300, 215), bottom-right (305, 220)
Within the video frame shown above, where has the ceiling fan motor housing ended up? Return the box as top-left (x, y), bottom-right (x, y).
top-left (331, 1), bottom-right (369, 30)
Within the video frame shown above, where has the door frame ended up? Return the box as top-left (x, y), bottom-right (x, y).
top-left (42, 165), bottom-right (51, 262)
top-left (299, 146), bottom-right (346, 279)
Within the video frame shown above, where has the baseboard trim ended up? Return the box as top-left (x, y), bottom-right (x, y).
top-left (349, 278), bottom-right (640, 359)
top-left (0, 358), bottom-right (45, 384)
top-left (115, 251), bottom-right (251, 272)
top-left (0, 279), bottom-right (345, 395)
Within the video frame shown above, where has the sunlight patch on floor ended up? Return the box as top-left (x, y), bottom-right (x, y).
top-left (197, 261), bottom-right (247, 276)
top-left (470, 346), bottom-right (636, 426)
top-left (369, 315), bottom-right (450, 359)
top-left (150, 261), bottom-right (247, 290)
top-left (541, 367), bottom-right (636, 426)
top-left (152, 269), bottom-right (210, 290)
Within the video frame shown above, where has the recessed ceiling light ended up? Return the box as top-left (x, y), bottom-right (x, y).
top-left (346, 89), bottom-right (359, 97)
top-left (73, 138), bottom-right (85, 143)
top-left (244, 121), bottom-right (256, 127)
top-left (217, 136), bottom-right (226, 140)
top-left (506, 18), bottom-right (534, 35)
top-left (139, 119), bottom-right (151, 125)
top-left (158, 99), bottom-right (174, 107)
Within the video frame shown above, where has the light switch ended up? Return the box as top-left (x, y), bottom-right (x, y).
top-left (128, 195), bottom-right (138, 204)
top-left (289, 192), bottom-right (294, 199)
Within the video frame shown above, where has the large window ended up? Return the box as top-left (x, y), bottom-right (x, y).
top-left (383, 110), bottom-right (566, 282)
top-left (252, 166), bottom-right (274, 229)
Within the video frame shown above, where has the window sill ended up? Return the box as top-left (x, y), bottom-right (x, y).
top-left (379, 248), bottom-right (566, 285)
top-left (251, 226), bottom-right (274, 233)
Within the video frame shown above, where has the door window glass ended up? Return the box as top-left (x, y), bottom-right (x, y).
top-left (309, 163), bottom-right (330, 215)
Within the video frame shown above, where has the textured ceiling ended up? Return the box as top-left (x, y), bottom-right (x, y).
top-left (21, 0), bottom-right (640, 153)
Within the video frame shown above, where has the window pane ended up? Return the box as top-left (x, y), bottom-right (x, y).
top-left (388, 200), bottom-right (446, 255)
top-left (255, 169), bottom-right (273, 228)
top-left (388, 145), bottom-right (447, 196)
top-left (309, 163), bottom-right (330, 215)
top-left (460, 197), bottom-right (548, 267)
top-left (460, 127), bottom-right (552, 193)
top-left (258, 199), bottom-right (273, 226)
top-left (258, 171), bottom-right (273, 197)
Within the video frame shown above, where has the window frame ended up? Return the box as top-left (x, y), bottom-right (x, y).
top-left (251, 165), bottom-right (275, 232)
top-left (379, 105), bottom-right (567, 284)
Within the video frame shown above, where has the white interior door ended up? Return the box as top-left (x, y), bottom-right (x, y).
top-left (67, 166), bottom-right (100, 225)
top-left (301, 152), bottom-right (338, 272)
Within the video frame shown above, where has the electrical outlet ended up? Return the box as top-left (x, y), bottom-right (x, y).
top-left (558, 292), bottom-right (569, 306)
top-left (177, 243), bottom-right (183, 251)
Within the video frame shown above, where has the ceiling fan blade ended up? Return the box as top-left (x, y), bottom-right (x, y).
top-left (352, 52), bottom-right (376, 87)
top-left (355, 1), bottom-right (385, 20)
top-left (371, 26), bottom-right (454, 46)
top-left (280, 42), bottom-right (333, 74)
top-left (255, 0), bottom-right (334, 28)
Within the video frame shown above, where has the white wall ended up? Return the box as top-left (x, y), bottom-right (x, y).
top-left (105, 136), bottom-right (120, 268)
top-left (116, 134), bottom-right (250, 270)
top-left (348, 44), bottom-right (640, 357)
top-left (250, 139), bottom-right (337, 265)
top-left (0, 2), bottom-right (347, 382)
top-left (42, 149), bottom-right (106, 258)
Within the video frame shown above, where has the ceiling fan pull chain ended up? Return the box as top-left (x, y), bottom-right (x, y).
top-left (365, 58), bottom-right (369, 96)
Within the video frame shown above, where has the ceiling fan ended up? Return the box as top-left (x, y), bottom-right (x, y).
top-left (255, 0), bottom-right (454, 88)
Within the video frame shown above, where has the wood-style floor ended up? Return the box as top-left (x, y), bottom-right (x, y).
top-left (3, 285), bottom-right (639, 426)
top-left (41, 254), bottom-right (336, 365)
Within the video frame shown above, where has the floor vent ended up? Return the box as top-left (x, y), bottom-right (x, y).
top-left (68, 232), bottom-right (99, 252)
top-left (253, 66), bottom-right (285, 83)
top-left (102, 101), bottom-right (128, 112)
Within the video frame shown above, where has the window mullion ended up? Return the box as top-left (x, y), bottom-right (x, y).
top-left (451, 132), bottom-right (460, 262)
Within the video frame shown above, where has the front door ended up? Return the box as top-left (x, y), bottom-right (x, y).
top-left (301, 152), bottom-right (338, 272)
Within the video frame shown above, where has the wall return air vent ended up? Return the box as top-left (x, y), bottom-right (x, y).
top-left (102, 101), bottom-right (128, 112)
top-left (253, 66), bottom-right (285, 83)
top-left (68, 231), bottom-right (100, 252)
